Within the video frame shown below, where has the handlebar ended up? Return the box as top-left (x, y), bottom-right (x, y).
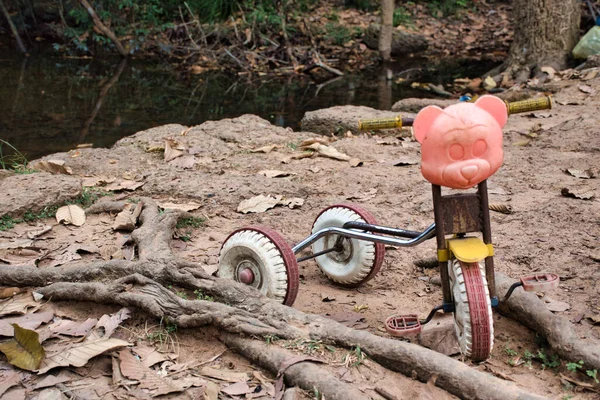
top-left (357, 96), bottom-right (553, 131)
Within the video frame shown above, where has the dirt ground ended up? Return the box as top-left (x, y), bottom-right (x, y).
top-left (1, 71), bottom-right (600, 399)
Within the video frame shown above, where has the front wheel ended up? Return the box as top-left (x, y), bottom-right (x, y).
top-left (449, 259), bottom-right (494, 362)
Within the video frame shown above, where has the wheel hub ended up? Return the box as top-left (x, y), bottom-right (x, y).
top-left (325, 235), bottom-right (353, 263)
top-left (236, 260), bottom-right (261, 288)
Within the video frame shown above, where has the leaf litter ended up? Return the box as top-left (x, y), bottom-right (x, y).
top-left (237, 195), bottom-right (305, 213)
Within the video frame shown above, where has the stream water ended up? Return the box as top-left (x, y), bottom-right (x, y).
top-left (0, 44), bottom-right (497, 161)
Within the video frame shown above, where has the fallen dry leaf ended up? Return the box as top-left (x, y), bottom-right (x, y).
top-left (484, 75), bottom-right (497, 90)
top-left (251, 144), bottom-right (280, 153)
top-left (88, 308), bottom-right (131, 340)
top-left (112, 202), bottom-right (143, 231)
top-left (561, 187), bottom-right (595, 200)
top-left (389, 157), bottom-right (419, 166)
top-left (169, 155), bottom-right (197, 169)
top-left (157, 201), bottom-right (202, 212)
top-left (104, 180), bottom-right (145, 192)
top-left (578, 84), bottom-right (595, 94)
top-left (299, 138), bottom-right (332, 147)
top-left (280, 197), bottom-right (304, 209)
top-left (55, 204), bottom-right (86, 227)
top-left (349, 158), bottom-right (363, 167)
top-left (0, 239), bottom-right (34, 250)
top-left (540, 66), bottom-right (556, 79)
top-left (417, 314), bottom-right (460, 356)
top-left (26, 225), bottom-right (53, 240)
top-left (0, 287), bottom-right (21, 299)
top-left (199, 366), bottom-right (249, 382)
top-left (545, 299), bottom-right (571, 313)
top-left (347, 188), bottom-right (378, 201)
top-left (33, 159), bottom-right (72, 175)
top-left (38, 337), bottom-right (131, 374)
top-left (164, 139), bottom-right (185, 162)
top-left (0, 324), bottom-right (46, 371)
top-left (0, 247), bottom-right (44, 265)
top-left (300, 143), bottom-right (351, 161)
top-left (0, 311), bottom-right (53, 336)
top-left (565, 168), bottom-right (596, 179)
top-left (0, 370), bottom-right (20, 397)
top-left (133, 344), bottom-right (170, 368)
top-left (51, 318), bottom-right (98, 337)
top-left (46, 244), bottom-right (99, 268)
top-left (0, 293), bottom-right (40, 316)
top-left (119, 349), bottom-right (188, 397)
top-left (237, 195), bottom-right (282, 214)
top-left (32, 373), bottom-right (71, 390)
top-left (222, 381), bottom-right (252, 396)
top-left (324, 312), bottom-right (366, 328)
top-left (258, 170), bottom-right (294, 178)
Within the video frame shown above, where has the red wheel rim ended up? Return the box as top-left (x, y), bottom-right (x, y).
top-left (460, 261), bottom-right (492, 362)
top-left (312, 203), bottom-right (385, 287)
top-left (221, 226), bottom-right (299, 306)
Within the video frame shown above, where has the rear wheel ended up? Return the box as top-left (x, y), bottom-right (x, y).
top-left (218, 226), bottom-right (299, 306)
top-left (449, 259), bottom-right (494, 362)
top-left (311, 204), bottom-right (385, 287)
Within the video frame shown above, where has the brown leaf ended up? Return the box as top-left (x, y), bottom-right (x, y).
top-left (0, 370), bottom-right (20, 397)
top-left (565, 168), bottom-right (596, 179)
top-left (346, 188), bottom-right (377, 201)
top-left (299, 138), bottom-right (332, 147)
top-left (417, 314), bottom-right (460, 356)
top-left (32, 373), bottom-right (71, 390)
top-left (324, 312), bottom-right (366, 328)
top-left (280, 197), bottom-right (304, 209)
top-left (33, 159), bottom-right (72, 175)
top-left (0, 311), bottom-right (53, 336)
top-left (157, 201), bottom-right (201, 212)
top-left (561, 187), bottom-right (596, 200)
top-left (112, 202), bottom-right (143, 231)
top-left (222, 381), bottom-right (252, 396)
top-left (0, 239), bottom-right (34, 250)
top-left (164, 139), bottom-right (185, 162)
top-left (540, 66), bottom-right (556, 79)
top-left (55, 205), bottom-right (86, 227)
top-left (51, 318), bottom-right (98, 337)
top-left (251, 144), bottom-right (280, 153)
top-left (119, 349), bottom-right (187, 397)
top-left (38, 337), bottom-right (131, 374)
top-left (199, 367), bottom-right (249, 382)
top-left (133, 344), bottom-right (170, 368)
top-left (544, 299), bottom-right (570, 313)
top-left (0, 293), bottom-right (40, 316)
top-left (237, 195), bottom-right (282, 214)
top-left (0, 247), bottom-right (44, 265)
top-left (300, 143), bottom-right (351, 161)
top-left (349, 158), bottom-right (363, 167)
top-left (26, 225), bottom-right (53, 240)
top-left (169, 155), bottom-right (197, 169)
top-left (389, 157), bottom-right (419, 166)
top-left (0, 287), bottom-right (21, 299)
top-left (88, 308), bottom-right (131, 340)
top-left (258, 170), bottom-right (294, 178)
top-left (578, 84), bottom-right (595, 94)
top-left (104, 180), bottom-right (145, 192)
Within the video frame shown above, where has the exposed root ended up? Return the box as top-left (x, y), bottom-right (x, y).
top-left (221, 334), bottom-right (365, 400)
top-left (496, 273), bottom-right (600, 370)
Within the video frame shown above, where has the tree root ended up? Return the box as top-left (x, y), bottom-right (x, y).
top-left (496, 273), bottom-right (600, 370)
top-left (221, 333), bottom-right (365, 400)
top-left (0, 200), bottom-right (553, 399)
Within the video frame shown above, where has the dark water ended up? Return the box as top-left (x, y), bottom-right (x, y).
top-left (0, 43), bottom-right (497, 161)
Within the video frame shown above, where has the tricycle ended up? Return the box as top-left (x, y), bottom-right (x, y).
top-left (216, 95), bottom-right (560, 362)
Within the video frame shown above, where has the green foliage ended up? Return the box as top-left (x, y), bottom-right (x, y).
top-left (344, 0), bottom-right (376, 11)
top-left (587, 369), bottom-right (599, 383)
top-left (537, 349), bottom-right (560, 370)
top-left (176, 216), bottom-right (206, 229)
top-left (566, 360), bottom-right (584, 372)
top-left (0, 140), bottom-right (28, 171)
top-left (504, 347), bottom-right (518, 357)
top-left (428, 0), bottom-right (471, 17)
top-left (324, 23), bottom-right (360, 46)
top-left (393, 7), bottom-right (412, 27)
top-left (194, 289), bottom-right (214, 301)
top-left (0, 215), bottom-right (16, 231)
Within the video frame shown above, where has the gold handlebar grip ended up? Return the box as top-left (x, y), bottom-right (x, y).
top-left (505, 96), bottom-right (552, 115)
top-left (358, 116), bottom-right (414, 131)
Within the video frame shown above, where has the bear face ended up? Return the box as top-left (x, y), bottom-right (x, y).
top-left (413, 95), bottom-right (507, 190)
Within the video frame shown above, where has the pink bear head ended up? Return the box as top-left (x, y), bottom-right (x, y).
top-left (413, 95), bottom-right (507, 190)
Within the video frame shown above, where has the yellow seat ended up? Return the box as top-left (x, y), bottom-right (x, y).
top-left (447, 237), bottom-right (490, 263)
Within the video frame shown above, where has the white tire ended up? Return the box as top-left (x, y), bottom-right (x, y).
top-left (219, 229), bottom-right (290, 303)
top-left (449, 259), bottom-right (494, 361)
top-left (311, 205), bottom-right (384, 286)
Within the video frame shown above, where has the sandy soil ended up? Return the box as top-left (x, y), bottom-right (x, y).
top-left (1, 73), bottom-right (599, 399)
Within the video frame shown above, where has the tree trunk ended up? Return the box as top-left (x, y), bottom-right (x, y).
top-left (379, 0), bottom-right (394, 61)
top-left (504, 0), bottom-right (580, 81)
top-left (0, 0), bottom-right (27, 53)
top-left (79, 0), bottom-right (128, 57)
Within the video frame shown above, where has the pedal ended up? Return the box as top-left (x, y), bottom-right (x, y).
top-left (520, 273), bottom-right (560, 292)
top-left (385, 314), bottom-right (421, 337)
